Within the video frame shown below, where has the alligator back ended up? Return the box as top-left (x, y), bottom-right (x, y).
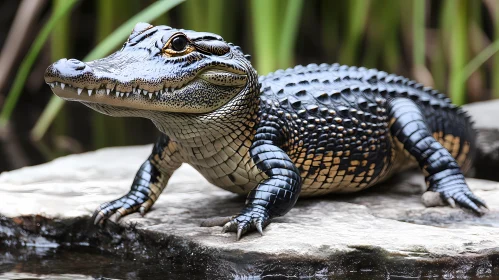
top-left (258, 63), bottom-right (476, 196)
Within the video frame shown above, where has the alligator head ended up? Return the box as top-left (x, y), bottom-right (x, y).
top-left (44, 23), bottom-right (256, 118)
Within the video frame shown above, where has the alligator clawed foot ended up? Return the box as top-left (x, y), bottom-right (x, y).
top-left (427, 178), bottom-right (488, 215)
top-left (442, 191), bottom-right (488, 216)
top-left (220, 206), bottom-right (270, 240)
top-left (92, 194), bottom-right (153, 225)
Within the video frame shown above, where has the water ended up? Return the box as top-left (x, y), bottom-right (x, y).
top-left (0, 247), bottom-right (203, 280)
top-left (1, 246), bottom-right (497, 279)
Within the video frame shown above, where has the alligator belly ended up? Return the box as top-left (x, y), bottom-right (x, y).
top-left (294, 152), bottom-right (393, 196)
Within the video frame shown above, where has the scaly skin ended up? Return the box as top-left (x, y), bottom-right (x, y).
top-left (44, 23), bottom-right (487, 240)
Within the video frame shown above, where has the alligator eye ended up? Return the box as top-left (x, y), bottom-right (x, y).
top-left (171, 35), bottom-right (188, 51)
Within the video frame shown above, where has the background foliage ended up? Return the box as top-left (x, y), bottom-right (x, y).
top-left (0, 0), bottom-right (498, 171)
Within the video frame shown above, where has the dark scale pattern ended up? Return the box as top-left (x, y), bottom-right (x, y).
top-left (260, 64), bottom-right (399, 194)
top-left (46, 24), bottom-right (485, 240)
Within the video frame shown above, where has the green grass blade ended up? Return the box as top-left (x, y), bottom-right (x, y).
top-left (96, 0), bottom-right (115, 41)
top-left (362, 0), bottom-right (400, 70)
top-left (413, 0), bottom-right (425, 68)
top-left (430, 0), bottom-right (452, 91)
top-left (31, 0), bottom-right (185, 141)
top-left (51, 0), bottom-right (72, 139)
top-left (277, 0), bottom-right (304, 69)
top-left (320, 0), bottom-right (341, 60)
top-left (207, 0), bottom-right (224, 35)
top-left (448, 0), bottom-right (468, 105)
top-left (31, 96), bottom-right (65, 143)
top-left (494, 1), bottom-right (499, 98)
top-left (0, 0), bottom-right (79, 128)
top-left (339, 0), bottom-right (371, 66)
top-left (456, 40), bottom-right (499, 87)
top-left (181, 0), bottom-right (204, 31)
top-left (251, 0), bottom-right (279, 75)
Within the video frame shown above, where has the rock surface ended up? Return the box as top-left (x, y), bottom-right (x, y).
top-left (464, 100), bottom-right (499, 181)
top-left (1, 145), bottom-right (499, 278)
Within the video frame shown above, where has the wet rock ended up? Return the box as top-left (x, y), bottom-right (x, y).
top-left (1, 145), bottom-right (499, 278)
top-left (464, 100), bottom-right (499, 181)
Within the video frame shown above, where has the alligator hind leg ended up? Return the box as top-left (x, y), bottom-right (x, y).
top-left (93, 134), bottom-right (182, 224)
top-left (388, 98), bottom-right (487, 214)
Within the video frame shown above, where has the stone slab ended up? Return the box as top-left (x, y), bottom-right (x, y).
top-left (1, 145), bottom-right (499, 277)
top-left (464, 100), bottom-right (499, 181)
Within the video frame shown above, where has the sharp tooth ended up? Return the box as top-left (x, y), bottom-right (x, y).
top-left (132, 87), bottom-right (136, 94)
top-left (106, 89), bottom-right (110, 95)
top-left (116, 91), bottom-right (120, 97)
top-left (88, 89), bottom-right (92, 96)
top-left (137, 88), bottom-right (142, 94)
top-left (148, 93), bottom-right (152, 99)
top-left (120, 92), bottom-right (124, 97)
top-left (50, 83), bottom-right (55, 88)
top-left (61, 83), bottom-right (65, 90)
top-left (126, 92), bottom-right (130, 97)
top-left (77, 88), bottom-right (83, 95)
top-left (143, 90), bottom-right (148, 95)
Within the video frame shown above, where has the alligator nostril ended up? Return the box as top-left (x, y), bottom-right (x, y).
top-left (67, 59), bottom-right (86, 71)
top-left (45, 58), bottom-right (92, 82)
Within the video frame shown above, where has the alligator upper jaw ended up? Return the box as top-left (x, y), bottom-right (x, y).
top-left (46, 68), bottom-right (247, 112)
top-left (45, 68), bottom-right (247, 95)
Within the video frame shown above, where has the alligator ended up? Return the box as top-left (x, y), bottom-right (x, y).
top-left (44, 23), bottom-right (487, 240)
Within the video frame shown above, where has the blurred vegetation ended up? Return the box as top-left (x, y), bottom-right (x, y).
top-left (0, 0), bottom-right (498, 171)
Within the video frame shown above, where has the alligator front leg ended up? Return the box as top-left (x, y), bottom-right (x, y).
top-left (388, 98), bottom-right (487, 214)
top-left (93, 134), bottom-right (182, 224)
top-left (222, 128), bottom-right (302, 240)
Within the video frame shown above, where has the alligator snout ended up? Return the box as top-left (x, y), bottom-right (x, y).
top-left (44, 58), bottom-right (93, 83)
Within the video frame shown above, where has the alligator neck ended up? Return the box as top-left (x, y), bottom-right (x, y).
top-left (149, 77), bottom-right (261, 147)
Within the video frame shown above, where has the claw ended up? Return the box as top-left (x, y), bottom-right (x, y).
top-left (93, 212), bottom-right (105, 225)
top-left (236, 228), bottom-right (243, 241)
top-left (140, 206), bottom-right (146, 216)
top-left (221, 221), bottom-right (234, 233)
top-left (219, 208), bottom-right (270, 240)
top-left (109, 211), bottom-right (122, 223)
top-left (454, 195), bottom-right (484, 215)
top-left (470, 205), bottom-right (483, 215)
top-left (467, 201), bottom-right (484, 216)
top-left (468, 193), bottom-right (488, 209)
top-left (446, 197), bottom-right (456, 208)
top-left (256, 222), bottom-right (264, 236)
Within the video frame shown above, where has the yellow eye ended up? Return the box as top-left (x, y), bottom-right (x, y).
top-left (162, 33), bottom-right (194, 56)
